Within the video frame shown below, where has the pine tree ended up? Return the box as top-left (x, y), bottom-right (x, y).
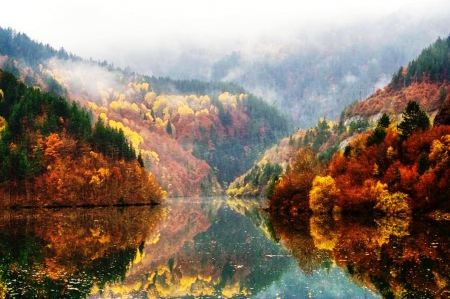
top-left (398, 101), bottom-right (430, 140)
top-left (378, 113), bottom-right (390, 128)
top-left (417, 151), bottom-right (430, 175)
top-left (166, 119), bottom-right (173, 135)
top-left (137, 153), bottom-right (144, 168)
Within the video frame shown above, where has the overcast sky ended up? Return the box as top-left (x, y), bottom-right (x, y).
top-left (0, 0), bottom-right (448, 71)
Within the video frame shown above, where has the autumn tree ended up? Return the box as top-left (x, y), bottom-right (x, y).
top-left (375, 189), bottom-right (411, 216)
top-left (309, 175), bottom-right (340, 214)
top-left (270, 147), bottom-right (326, 216)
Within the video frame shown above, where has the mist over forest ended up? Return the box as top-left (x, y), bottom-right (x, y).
top-left (2, 1), bottom-right (450, 127)
top-left (116, 7), bottom-right (450, 127)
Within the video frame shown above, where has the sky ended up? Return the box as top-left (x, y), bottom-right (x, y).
top-left (0, 0), bottom-right (448, 74)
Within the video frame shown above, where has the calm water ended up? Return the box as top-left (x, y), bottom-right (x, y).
top-left (0, 197), bottom-right (449, 298)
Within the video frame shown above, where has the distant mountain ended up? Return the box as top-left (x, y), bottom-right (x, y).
top-left (0, 27), bottom-right (290, 197)
top-left (209, 12), bottom-right (450, 128)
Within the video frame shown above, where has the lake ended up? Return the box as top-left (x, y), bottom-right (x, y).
top-left (0, 197), bottom-right (448, 298)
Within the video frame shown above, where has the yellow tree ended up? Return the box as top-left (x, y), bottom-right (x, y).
top-left (0, 116), bottom-right (7, 136)
top-left (372, 181), bottom-right (411, 216)
top-left (309, 175), bottom-right (340, 214)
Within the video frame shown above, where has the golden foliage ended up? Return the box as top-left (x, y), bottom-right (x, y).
top-left (44, 133), bottom-right (64, 158)
top-left (0, 116), bottom-right (6, 136)
top-left (309, 175), bottom-right (340, 214)
top-left (373, 182), bottom-right (411, 216)
top-left (310, 215), bottom-right (339, 250)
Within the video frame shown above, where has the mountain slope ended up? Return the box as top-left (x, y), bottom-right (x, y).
top-left (230, 35), bottom-right (450, 200)
top-left (0, 27), bottom-right (290, 196)
top-left (266, 35), bottom-right (450, 216)
top-left (0, 69), bottom-right (164, 206)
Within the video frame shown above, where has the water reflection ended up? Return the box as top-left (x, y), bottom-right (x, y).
top-left (92, 197), bottom-right (378, 298)
top-left (94, 197), bottom-right (291, 298)
top-left (0, 206), bottom-right (165, 298)
top-left (4, 198), bottom-right (439, 298)
top-left (271, 212), bottom-right (450, 298)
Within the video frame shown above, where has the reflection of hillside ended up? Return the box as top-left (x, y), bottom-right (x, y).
top-left (124, 198), bottom-right (213, 279)
top-left (96, 197), bottom-right (289, 298)
top-left (270, 213), bottom-right (332, 275)
top-left (226, 197), bottom-right (276, 240)
top-left (273, 212), bottom-right (450, 298)
top-left (0, 206), bottom-right (165, 298)
top-left (333, 217), bottom-right (450, 298)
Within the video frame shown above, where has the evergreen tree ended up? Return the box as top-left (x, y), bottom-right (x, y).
top-left (366, 126), bottom-right (387, 147)
top-left (378, 113), bottom-right (391, 128)
top-left (366, 114), bottom-right (390, 146)
top-left (166, 119), bottom-right (173, 135)
top-left (137, 153), bottom-right (145, 168)
top-left (312, 118), bottom-right (330, 151)
top-left (417, 151), bottom-right (430, 175)
top-left (398, 101), bottom-right (430, 140)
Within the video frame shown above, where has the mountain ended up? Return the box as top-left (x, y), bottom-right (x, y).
top-left (124, 9), bottom-right (450, 129)
top-left (263, 35), bottom-right (450, 217)
top-left (210, 15), bottom-right (450, 128)
top-left (0, 27), bottom-right (290, 197)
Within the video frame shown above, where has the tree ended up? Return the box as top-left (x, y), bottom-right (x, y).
top-left (166, 119), bottom-right (173, 135)
top-left (398, 101), bottom-right (430, 140)
top-left (372, 181), bottom-right (411, 216)
top-left (137, 153), bottom-right (144, 168)
top-left (312, 118), bottom-right (330, 151)
top-left (309, 175), bottom-right (340, 214)
top-left (378, 113), bottom-right (390, 128)
top-left (417, 151), bottom-right (429, 175)
top-left (366, 126), bottom-right (387, 146)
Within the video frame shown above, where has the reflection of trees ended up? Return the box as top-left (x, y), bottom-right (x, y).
top-left (270, 213), bottom-right (332, 275)
top-left (272, 209), bottom-right (450, 298)
top-left (310, 215), bottom-right (339, 251)
top-left (112, 199), bottom-right (291, 298)
top-left (0, 206), bottom-right (165, 298)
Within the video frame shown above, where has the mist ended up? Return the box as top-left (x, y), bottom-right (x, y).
top-left (2, 0), bottom-right (450, 126)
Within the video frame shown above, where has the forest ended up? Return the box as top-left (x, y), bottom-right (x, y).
top-left (0, 69), bottom-right (164, 207)
top-left (269, 35), bottom-right (450, 218)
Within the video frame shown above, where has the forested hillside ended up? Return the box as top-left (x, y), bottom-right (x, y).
top-left (0, 69), bottom-right (164, 207)
top-left (0, 27), bottom-right (290, 196)
top-left (267, 35), bottom-right (450, 217)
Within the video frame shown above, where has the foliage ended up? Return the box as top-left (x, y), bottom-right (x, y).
top-left (378, 113), bottom-right (391, 128)
top-left (366, 126), bottom-right (387, 147)
top-left (372, 181), bottom-right (411, 216)
top-left (270, 99), bottom-right (450, 215)
top-left (92, 120), bottom-right (136, 161)
top-left (227, 162), bottom-right (283, 197)
top-left (309, 176), bottom-right (339, 214)
top-left (311, 118), bottom-right (331, 152)
top-left (348, 119), bottom-right (370, 135)
top-left (0, 69), bottom-right (164, 207)
top-left (269, 147), bottom-right (326, 216)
